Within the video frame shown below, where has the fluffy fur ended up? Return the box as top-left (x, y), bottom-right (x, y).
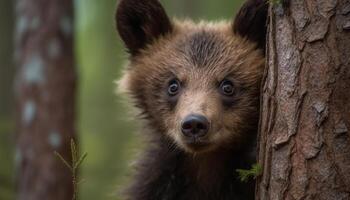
top-left (116, 0), bottom-right (267, 199)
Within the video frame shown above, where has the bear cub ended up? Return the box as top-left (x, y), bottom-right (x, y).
top-left (116, 0), bottom-right (267, 199)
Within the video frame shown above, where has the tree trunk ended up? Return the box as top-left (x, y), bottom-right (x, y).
top-left (14, 0), bottom-right (76, 199)
top-left (257, 1), bottom-right (350, 200)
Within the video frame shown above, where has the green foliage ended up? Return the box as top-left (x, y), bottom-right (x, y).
top-left (236, 163), bottom-right (263, 182)
top-left (0, 118), bottom-right (14, 200)
top-left (55, 139), bottom-right (88, 200)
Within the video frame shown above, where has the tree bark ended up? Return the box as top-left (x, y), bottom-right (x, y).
top-left (14, 0), bottom-right (76, 199)
top-left (257, 1), bottom-right (350, 200)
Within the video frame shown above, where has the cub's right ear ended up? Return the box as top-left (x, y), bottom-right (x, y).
top-left (116, 0), bottom-right (173, 56)
top-left (233, 0), bottom-right (268, 50)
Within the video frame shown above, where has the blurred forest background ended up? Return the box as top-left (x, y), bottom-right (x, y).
top-left (0, 0), bottom-right (244, 199)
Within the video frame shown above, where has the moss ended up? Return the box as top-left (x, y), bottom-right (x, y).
top-left (23, 53), bottom-right (45, 84)
top-left (48, 131), bottom-right (62, 148)
top-left (22, 100), bottom-right (36, 125)
top-left (236, 163), bottom-right (263, 182)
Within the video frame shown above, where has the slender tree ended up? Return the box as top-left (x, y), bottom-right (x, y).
top-left (14, 0), bottom-right (77, 199)
top-left (257, 0), bottom-right (350, 199)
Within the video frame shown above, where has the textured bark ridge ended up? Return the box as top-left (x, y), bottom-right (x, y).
top-left (15, 0), bottom-right (76, 199)
top-left (257, 0), bottom-right (350, 200)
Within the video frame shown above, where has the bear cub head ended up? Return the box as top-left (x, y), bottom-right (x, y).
top-left (116, 0), bottom-right (266, 154)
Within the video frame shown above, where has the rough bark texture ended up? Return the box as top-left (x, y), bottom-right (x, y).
top-left (14, 0), bottom-right (76, 199)
top-left (257, 1), bottom-right (350, 200)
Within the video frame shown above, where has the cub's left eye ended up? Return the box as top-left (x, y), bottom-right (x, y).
top-left (219, 79), bottom-right (235, 96)
top-left (168, 79), bottom-right (181, 96)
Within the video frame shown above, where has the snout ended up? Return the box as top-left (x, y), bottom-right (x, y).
top-left (181, 114), bottom-right (210, 138)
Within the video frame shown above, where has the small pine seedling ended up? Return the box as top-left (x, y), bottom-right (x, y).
top-left (236, 163), bottom-right (263, 183)
top-left (54, 139), bottom-right (88, 200)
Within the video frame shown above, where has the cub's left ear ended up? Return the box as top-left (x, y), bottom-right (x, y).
top-left (116, 0), bottom-right (173, 56)
top-left (233, 0), bottom-right (268, 50)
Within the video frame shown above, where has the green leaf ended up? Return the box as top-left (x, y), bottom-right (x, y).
top-left (54, 138), bottom-right (88, 200)
top-left (70, 139), bottom-right (77, 164)
top-left (236, 163), bottom-right (263, 182)
top-left (74, 152), bottom-right (88, 169)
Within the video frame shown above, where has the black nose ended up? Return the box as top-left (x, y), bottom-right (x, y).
top-left (181, 114), bottom-right (209, 137)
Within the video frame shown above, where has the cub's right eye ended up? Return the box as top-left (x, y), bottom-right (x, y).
top-left (168, 79), bottom-right (181, 96)
top-left (219, 79), bottom-right (235, 96)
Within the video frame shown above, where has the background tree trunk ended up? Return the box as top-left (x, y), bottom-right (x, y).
top-left (14, 0), bottom-right (76, 199)
top-left (257, 1), bottom-right (350, 200)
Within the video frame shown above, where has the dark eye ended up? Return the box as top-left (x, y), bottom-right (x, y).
top-left (220, 79), bottom-right (235, 96)
top-left (168, 79), bottom-right (181, 96)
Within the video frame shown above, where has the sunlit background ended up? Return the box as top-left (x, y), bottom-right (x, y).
top-left (0, 0), bottom-right (244, 199)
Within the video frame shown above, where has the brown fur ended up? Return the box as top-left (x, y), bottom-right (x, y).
top-left (120, 20), bottom-right (264, 152)
top-left (116, 0), bottom-right (267, 199)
